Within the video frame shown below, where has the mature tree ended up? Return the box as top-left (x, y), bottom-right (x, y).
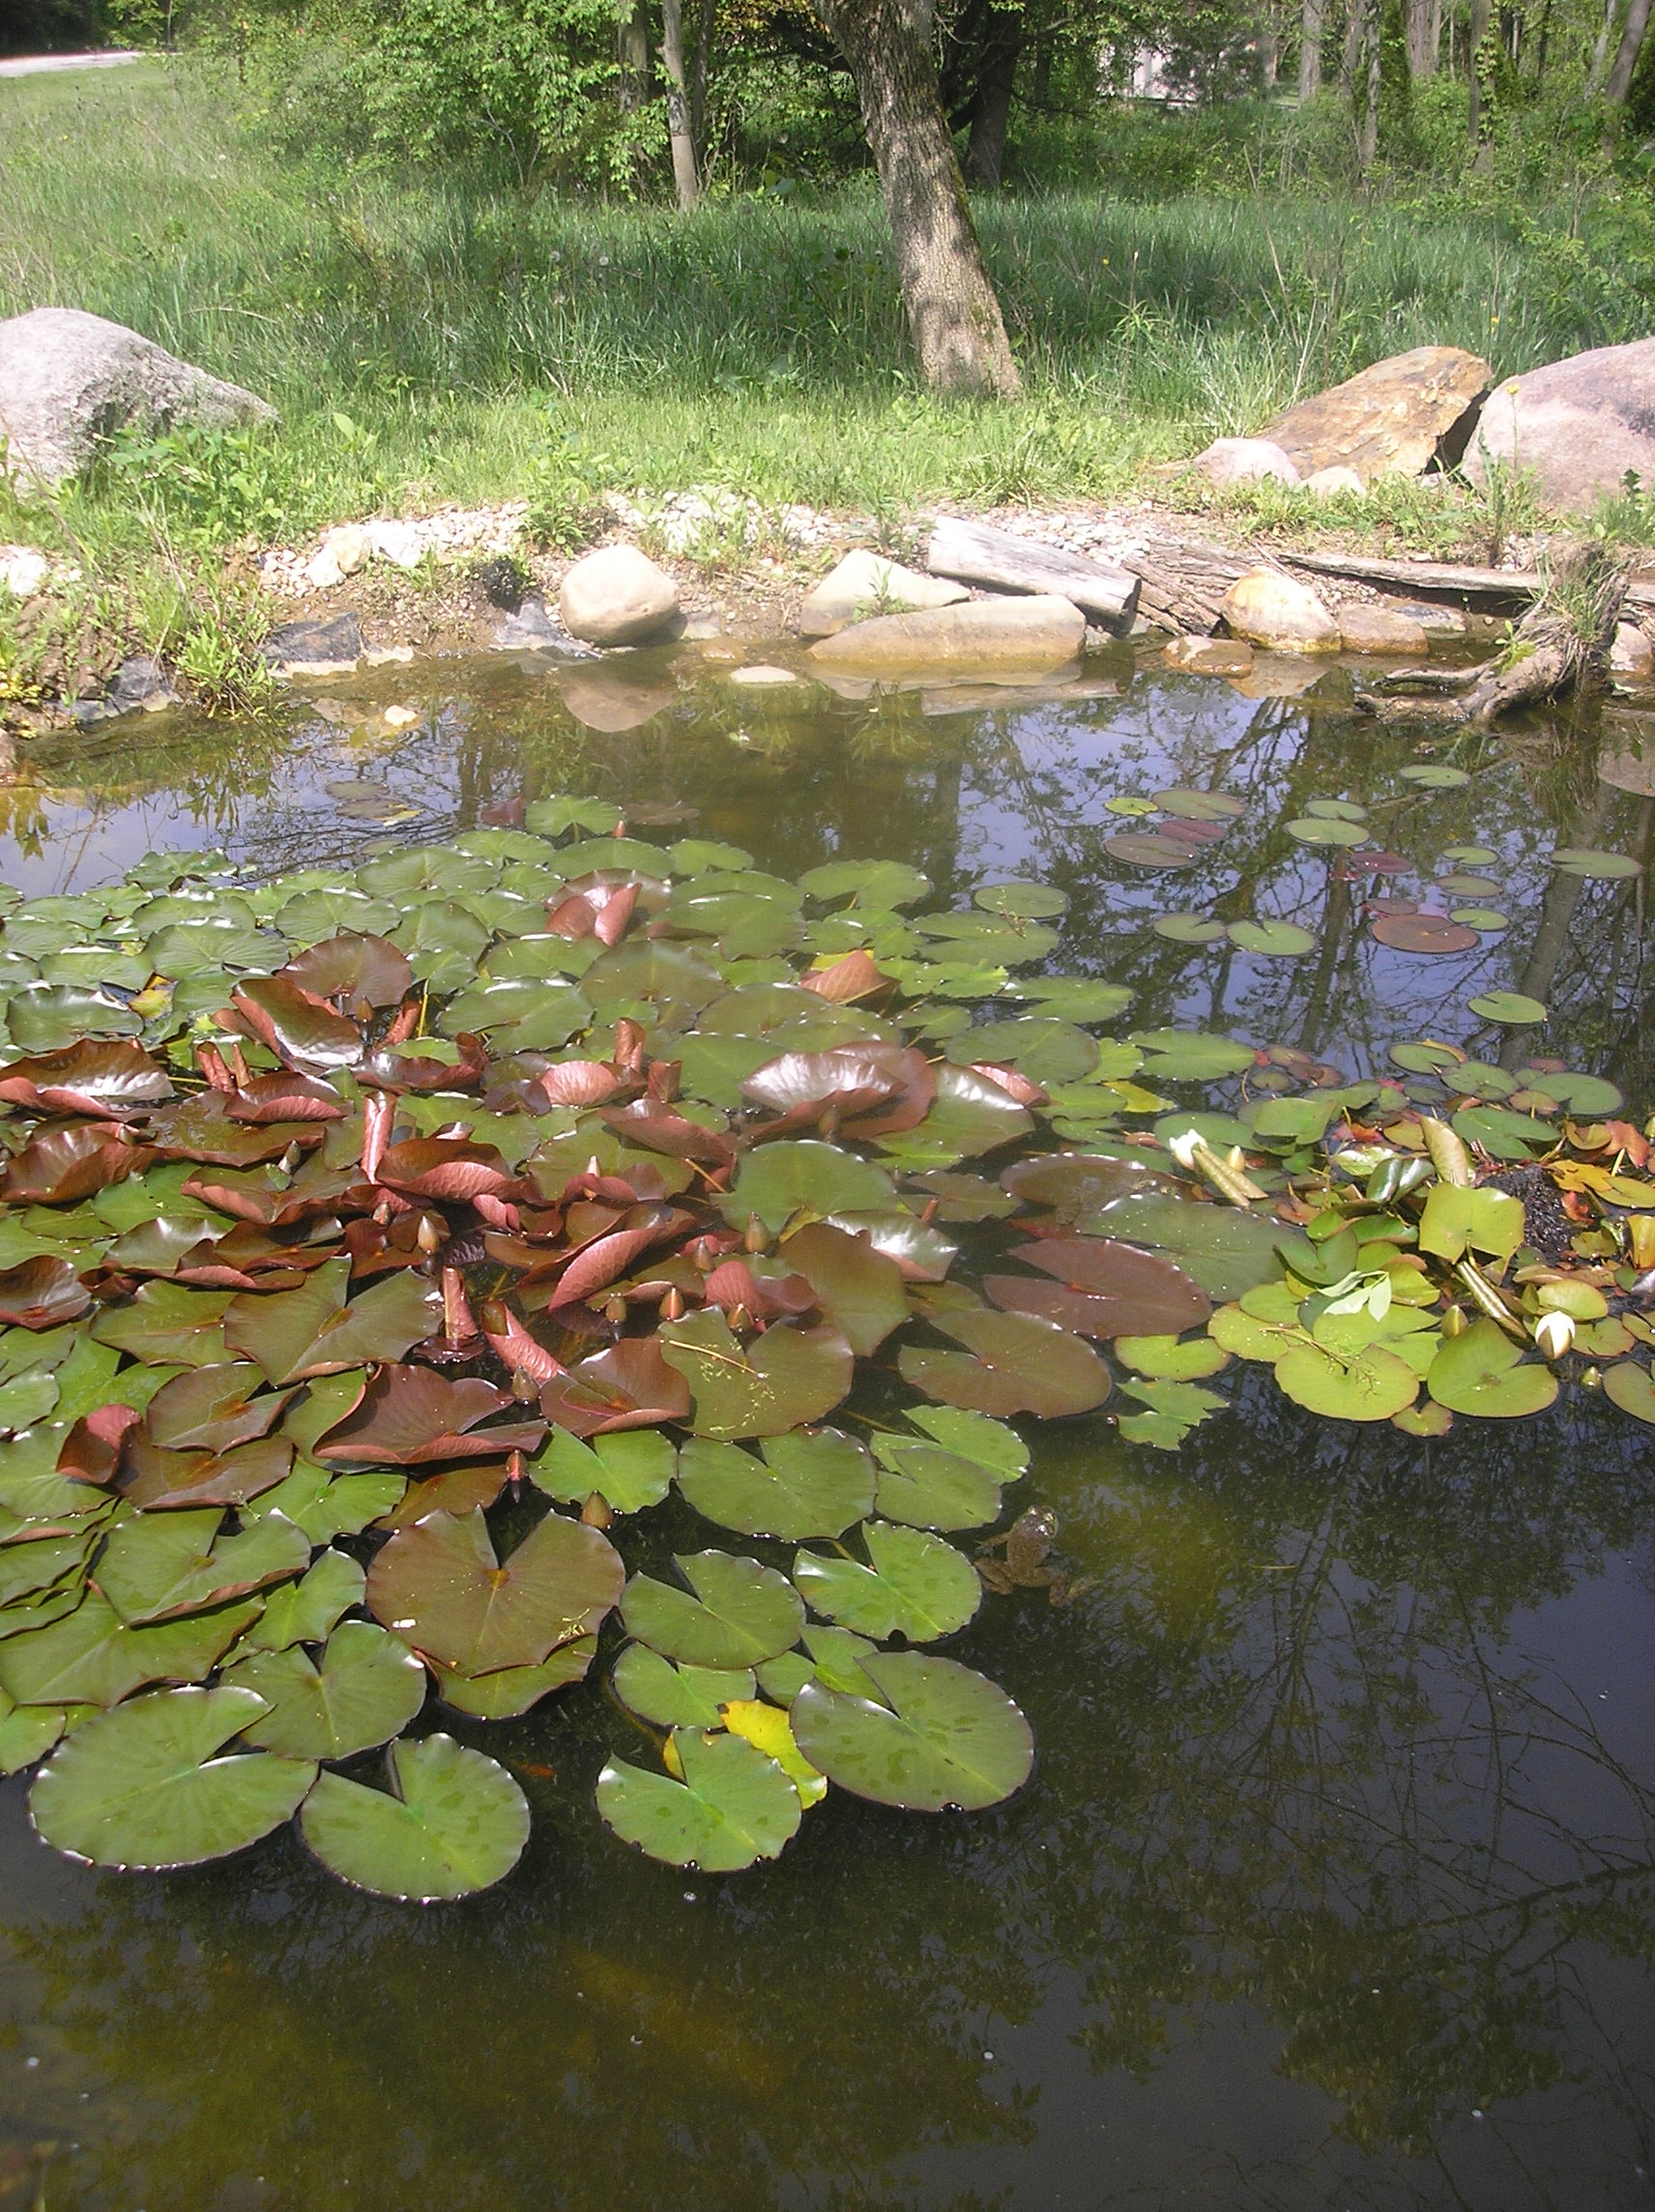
top-left (813, 0), bottom-right (1023, 399)
top-left (1601, 0), bottom-right (1653, 126)
top-left (659, 0), bottom-right (700, 204)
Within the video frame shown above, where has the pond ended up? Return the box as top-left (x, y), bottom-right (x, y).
top-left (0, 638), bottom-right (1650, 2212)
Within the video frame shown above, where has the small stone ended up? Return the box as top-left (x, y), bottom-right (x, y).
top-left (1611, 622), bottom-right (1654, 681)
top-left (257, 612), bottom-right (364, 677)
top-left (558, 544), bottom-right (680, 647)
top-left (1222, 568), bottom-right (1340, 653)
top-left (728, 664), bottom-right (801, 686)
top-left (806, 596), bottom-right (1087, 681)
top-left (0, 546), bottom-right (48, 599)
top-left (363, 644), bottom-right (415, 666)
top-left (305, 523), bottom-right (371, 591)
top-left (1303, 465), bottom-right (1367, 498)
top-left (1162, 634), bottom-right (1254, 676)
top-left (495, 595), bottom-right (595, 655)
top-left (382, 704), bottom-right (420, 728)
top-left (1195, 438), bottom-right (1301, 488)
top-left (1395, 600), bottom-right (1466, 635)
top-left (700, 640), bottom-right (743, 663)
top-left (1336, 603), bottom-right (1430, 655)
top-left (797, 548), bottom-right (969, 637)
top-left (366, 520), bottom-right (422, 571)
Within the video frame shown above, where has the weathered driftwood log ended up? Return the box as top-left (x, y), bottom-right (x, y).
top-left (1283, 544), bottom-right (1655, 624)
top-left (1120, 538), bottom-right (1254, 635)
top-left (1358, 547), bottom-right (1626, 728)
top-left (925, 516), bottom-right (1139, 626)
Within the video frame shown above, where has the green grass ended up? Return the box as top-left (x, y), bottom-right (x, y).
top-left (0, 58), bottom-right (1645, 699)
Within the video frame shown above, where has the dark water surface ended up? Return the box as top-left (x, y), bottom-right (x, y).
top-left (0, 642), bottom-right (1651, 2212)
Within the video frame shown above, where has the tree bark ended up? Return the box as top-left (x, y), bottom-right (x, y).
top-left (1358, 0), bottom-right (1381, 164)
top-left (617, 0), bottom-right (652, 111)
top-left (689, 0), bottom-right (714, 158)
top-left (814, 0), bottom-right (1023, 399)
top-left (964, 4), bottom-right (1024, 188)
top-left (1586, 0), bottom-right (1621, 96)
top-left (1299, 0), bottom-right (1325, 98)
top-left (1466, 0), bottom-right (1493, 151)
top-left (1260, 0), bottom-right (1281, 87)
top-left (1403, 0), bottom-right (1441, 76)
top-left (659, 0), bottom-right (700, 208)
top-left (1603, 0), bottom-right (1653, 110)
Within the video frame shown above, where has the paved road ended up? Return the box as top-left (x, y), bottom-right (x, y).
top-left (0, 51), bottom-right (143, 78)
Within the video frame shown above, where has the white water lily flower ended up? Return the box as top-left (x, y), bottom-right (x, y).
top-left (1535, 1311), bottom-right (1576, 1361)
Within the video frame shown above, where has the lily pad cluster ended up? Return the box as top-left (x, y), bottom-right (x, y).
top-left (0, 800), bottom-right (1648, 1896)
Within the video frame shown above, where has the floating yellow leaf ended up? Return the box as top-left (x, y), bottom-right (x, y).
top-left (719, 1698), bottom-right (828, 1807)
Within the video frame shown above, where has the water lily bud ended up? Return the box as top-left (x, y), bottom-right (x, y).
top-left (1441, 1304), bottom-right (1467, 1337)
top-left (1168, 1130), bottom-right (1201, 1171)
top-left (511, 1370), bottom-right (538, 1403)
top-left (727, 1302), bottom-right (753, 1333)
top-left (1535, 1310), bottom-right (1575, 1361)
top-left (743, 1212), bottom-right (767, 1254)
top-left (661, 1286), bottom-right (685, 1322)
top-left (603, 1293), bottom-right (627, 1324)
top-left (416, 1213), bottom-right (444, 1255)
top-left (582, 1494), bottom-right (614, 1528)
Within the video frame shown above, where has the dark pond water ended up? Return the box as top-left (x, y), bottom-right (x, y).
top-left (0, 641), bottom-right (1651, 2212)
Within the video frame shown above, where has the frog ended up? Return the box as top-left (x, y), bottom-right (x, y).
top-left (975, 1508), bottom-right (1091, 1607)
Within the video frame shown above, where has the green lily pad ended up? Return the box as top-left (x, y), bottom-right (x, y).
top-left (226, 1622), bottom-right (425, 1760)
top-left (1285, 817), bottom-right (1367, 847)
top-left (1114, 1333), bottom-right (1229, 1380)
top-left (791, 1651), bottom-right (1031, 1812)
top-left (223, 1261), bottom-right (440, 1385)
top-left (1467, 991), bottom-right (1548, 1026)
top-left (1227, 919), bottom-right (1316, 957)
top-left (676, 1429), bottom-right (876, 1540)
top-left (365, 1507), bottom-right (623, 1674)
top-left (1398, 764), bottom-right (1469, 788)
top-left (620, 1550), bottom-right (805, 1669)
top-left (868, 1437), bottom-right (1003, 1530)
top-left (29, 1685), bottom-right (316, 1869)
top-left (899, 1307), bottom-right (1111, 1418)
top-left (1604, 1360), bottom-right (1655, 1424)
top-left (1551, 847), bottom-right (1640, 880)
top-left (529, 1428), bottom-right (677, 1514)
top-left (973, 881), bottom-right (1068, 919)
top-left (95, 1510), bottom-right (311, 1625)
top-left (1427, 1319), bottom-right (1558, 1417)
top-left (721, 1141), bottom-right (896, 1234)
top-left (429, 1638), bottom-right (597, 1718)
top-left (611, 1645), bottom-right (756, 1729)
top-left (597, 1727), bottom-right (801, 1872)
top-left (777, 1222), bottom-right (909, 1354)
top-left (657, 1312), bottom-right (855, 1439)
top-left (793, 1521), bottom-right (980, 1641)
top-left (1153, 914), bottom-right (1228, 946)
top-left (1273, 1342), bottom-right (1419, 1421)
top-left (1090, 1193), bottom-right (1301, 1302)
top-left (300, 1733), bottom-right (531, 1900)
top-left (1129, 1030), bottom-right (1259, 1081)
top-left (238, 1548), bottom-right (366, 1651)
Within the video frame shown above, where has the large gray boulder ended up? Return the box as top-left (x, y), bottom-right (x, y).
top-left (0, 308), bottom-right (276, 485)
top-left (1465, 338), bottom-right (1655, 510)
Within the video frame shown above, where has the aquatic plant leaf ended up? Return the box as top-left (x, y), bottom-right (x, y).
top-left (900, 1307), bottom-right (1111, 1417)
top-left (365, 1506), bottom-right (624, 1674)
top-left (1129, 1031), bottom-right (1259, 1081)
top-left (792, 1651), bottom-right (1031, 1813)
top-left (429, 1635), bottom-right (597, 1717)
top-left (538, 1338), bottom-right (693, 1439)
top-left (1604, 1360), bottom-right (1655, 1424)
top-left (226, 1622), bottom-right (425, 1760)
top-left (1427, 1319), bottom-right (1558, 1417)
top-left (1451, 1105), bottom-right (1556, 1160)
top-left (3, 1123), bottom-right (154, 1206)
top-left (1153, 914), bottom-right (1228, 945)
top-left (620, 1550), bottom-right (805, 1669)
top-left (999, 1151), bottom-right (1179, 1223)
top-left (794, 1521), bottom-right (980, 1641)
top-left (29, 1685), bottom-right (315, 1870)
top-left (1114, 1333), bottom-right (1229, 1380)
top-left (1227, 919), bottom-right (1316, 956)
top-left (1285, 816), bottom-right (1366, 847)
top-left (1417, 1184), bottom-right (1524, 1263)
top-left (91, 1281), bottom-right (233, 1367)
top-left (232, 976), bottom-right (364, 1070)
top-left (0, 1257), bottom-right (90, 1331)
top-left (144, 1364), bottom-right (299, 1456)
top-left (282, 933), bottom-right (412, 1012)
top-left (1104, 831), bottom-right (1202, 868)
top-left (240, 1548), bottom-right (365, 1650)
top-left (676, 1429), bottom-right (876, 1540)
top-left (799, 859), bottom-right (931, 909)
top-left (0, 1040), bottom-right (171, 1117)
top-left (1273, 1343), bottom-right (1418, 1421)
top-left (611, 1645), bottom-right (756, 1729)
top-left (1088, 1194), bottom-right (1299, 1301)
top-left (0, 1691), bottom-right (73, 1777)
top-left (869, 1439), bottom-right (1002, 1530)
top-left (994, 1235), bottom-right (1210, 1337)
top-left (658, 1312), bottom-right (854, 1438)
top-left (1369, 912), bottom-right (1479, 953)
top-left (224, 1261), bottom-right (441, 1384)
top-left (1550, 847), bottom-right (1640, 880)
top-left (528, 1427), bottom-right (676, 1514)
top-left (756, 1622), bottom-right (883, 1703)
top-left (96, 1508), bottom-right (310, 1626)
top-left (314, 1366), bottom-right (545, 1466)
top-left (973, 881), bottom-right (1067, 919)
top-left (1467, 991), bottom-right (1548, 1026)
top-left (5, 985), bottom-right (141, 1054)
top-left (1398, 765), bottom-right (1469, 788)
top-left (597, 1727), bottom-right (801, 1872)
top-left (776, 1222), bottom-right (908, 1353)
top-left (903, 1404), bottom-right (1029, 1475)
top-left (721, 1140), bottom-right (896, 1234)
top-left (301, 1733), bottom-right (530, 1900)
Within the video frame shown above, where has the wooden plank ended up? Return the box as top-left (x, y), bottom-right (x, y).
top-left (925, 515), bottom-right (1139, 625)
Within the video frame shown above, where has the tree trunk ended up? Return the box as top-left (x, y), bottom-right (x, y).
top-left (1403, 0), bottom-right (1441, 76)
top-left (964, 4), bottom-right (1024, 187)
top-left (814, 0), bottom-right (1023, 399)
top-left (1586, 0), bottom-right (1621, 96)
top-left (1358, 0), bottom-right (1381, 164)
top-left (1603, 0), bottom-right (1653, 111)
top-left (659, 0), bottom-right (700, 208)
top-left (1466, 0), bottom-right (1493, 151)
top-left (1339, 0), bottom-right (1363, 100)
top-left (1260, 0), bottom-right (1281, 87)
top-left (1299, 0), bottom-right (1325, 98)
top-left (617, 0), bottom-right (652, 110)
top-left (689, 0), bottom-right (714, 157)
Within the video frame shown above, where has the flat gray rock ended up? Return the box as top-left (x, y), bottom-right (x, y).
top-left (0, 307), bottom-right (276, 485)
top-left (1465, 338), bottom-right (1655, 510)
top-left (494, 596), bottom-right (596, 656)
top-left (258, 612), bottom-right (363, 677)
